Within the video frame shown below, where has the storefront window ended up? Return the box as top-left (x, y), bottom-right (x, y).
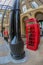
top-left (39, 20), bottom-right (43, 29)
top-left (39, 20), bottom-right (43, 36)
top-left (42, 22), bottom-right (43, 28)
top-left (39, 22), bottom-right (42, 28)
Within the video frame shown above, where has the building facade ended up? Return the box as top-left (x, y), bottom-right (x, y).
top-left (20, 0), bottom-right (43, 37)
top-left (0, 0), bottom-right (14, 37)
top-left (0, 9), bottom-right (11, 36)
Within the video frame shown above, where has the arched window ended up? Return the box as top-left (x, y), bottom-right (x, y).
top-left (22, 16), bottom-right (28, 37)
top-left (39, 0), bottom-right (43, 4)
top-left (22, 16), bottom-right (28, 22)
top-left (35, 12), bottom-right (43, 36)
top-left (35, 12), bottom-right (43, 21)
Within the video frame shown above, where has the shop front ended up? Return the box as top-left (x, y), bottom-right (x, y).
top-left (35, 12), bottom-right (43, 36)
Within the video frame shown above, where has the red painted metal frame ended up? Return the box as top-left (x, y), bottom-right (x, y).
top-left (25, 18), bottom-right (40, 51)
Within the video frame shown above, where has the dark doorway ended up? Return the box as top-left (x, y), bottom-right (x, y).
top-left (35, 12), bottom-right (43, 36)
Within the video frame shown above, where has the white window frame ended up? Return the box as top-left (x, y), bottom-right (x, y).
top-left (31, 1), bottom-right (39, 8)
top-left (22, 5), bottom-right (27, 13)
top-left (22, 1), bottom-right (25, 4)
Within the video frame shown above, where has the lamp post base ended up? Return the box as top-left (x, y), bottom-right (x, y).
top-left (10, 36), bottom-right (25, 60)
top-left (11, 51), bottom-right (25, 60)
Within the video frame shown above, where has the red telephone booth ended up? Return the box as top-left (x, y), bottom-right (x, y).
top-left (25, 18), bottom-right (40, 51)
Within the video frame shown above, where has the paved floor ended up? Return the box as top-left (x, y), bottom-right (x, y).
top-left (0, 37), bottom-right (43, 65)
top-left (0, 37), bottom-right (10, 56)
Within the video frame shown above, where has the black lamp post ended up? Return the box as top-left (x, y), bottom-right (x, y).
top-left (10, 0), bottom-right (25, 60)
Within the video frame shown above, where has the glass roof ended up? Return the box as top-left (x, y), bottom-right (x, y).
top-left (0, 0), bottom-right (15, 10)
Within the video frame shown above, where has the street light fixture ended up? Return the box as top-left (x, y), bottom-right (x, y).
top-left (10, 0), bottom-right (25, 60)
